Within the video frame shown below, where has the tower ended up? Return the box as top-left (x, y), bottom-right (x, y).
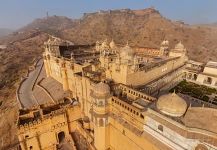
top-left (90, 82), bottom-right (111, 150)
top-left (60, 58), bottom-right (69, 91)
top-left (169, 41), bottom-right (186, 57)
top-left (159, 40), bottom-right (169, 56)
top-left (43, 54), bottom-right (51, 77)
top-left (96, 41), bottom-right (100, 52)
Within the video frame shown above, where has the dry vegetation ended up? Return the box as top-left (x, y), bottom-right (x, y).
top-left (61, 9), bottom-right (217, 62)
top-left (0, 31), bottom-right (48, 149)
top-left (0, 8), bottom-right (217, 149)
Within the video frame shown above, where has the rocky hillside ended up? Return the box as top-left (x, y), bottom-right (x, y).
top-left (19, 15), bottom-right (75, 36)
top-left (0, 28), bottom-right (13, 37)
top-left (60, 8), bottom-right (217, 62)
top-left (1, 7), bottom-right (217, 104)
top-left (0, 30), bottom-right (49, 149)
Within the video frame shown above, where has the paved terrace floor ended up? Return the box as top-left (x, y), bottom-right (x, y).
top-left (18, 60), bottom-right (43, 108)
top-left (18, 60), bottom-right (68, 109)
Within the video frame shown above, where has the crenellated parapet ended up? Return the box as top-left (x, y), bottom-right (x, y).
top-left (18, 119), bottom-right (42, 132)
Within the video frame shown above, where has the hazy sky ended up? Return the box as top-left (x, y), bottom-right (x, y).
top-left (0, 0), bottom-right (217, 29)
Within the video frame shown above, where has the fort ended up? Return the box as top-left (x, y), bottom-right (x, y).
top-left (17, 36), bottom-right (217, 150)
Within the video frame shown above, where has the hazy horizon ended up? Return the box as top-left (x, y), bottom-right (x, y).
top-left (0, 0), bottom-right (217, 30)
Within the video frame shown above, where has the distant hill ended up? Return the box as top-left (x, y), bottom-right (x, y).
top-left (19, 15), bottom-right (75, 35)
top-left (1, 8), bottom-right (217, 92)
top-left (1, 8), bottom-right (217, 91)
top-left (60, 8), bottom-right (217, 63)
top-left (0, 28), bottom-right (13, 37)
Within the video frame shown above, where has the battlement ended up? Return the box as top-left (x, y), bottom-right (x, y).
top-left (82, 8), bottom-right (159, 18)
top-left (116, 84), bottom-right (156, 102)
top-left (19, 119), bottom-right (42, 131)
top-left (18, 109), bottom-right (66, 131)
top-left (18, 98), bottom-right (77, 130)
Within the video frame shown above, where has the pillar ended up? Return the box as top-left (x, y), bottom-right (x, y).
top-left (61, 68), bottom-right (69, 91)
top-left (43, 55), bottom-right (51, 77)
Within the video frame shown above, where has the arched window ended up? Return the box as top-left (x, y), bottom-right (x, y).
top-left (122, 130), bottom-right (125, 135)
top-left (193, 74), bottom-right (197, 81)
top-left (187, 73), bottom-right (192, 79)
top-left (207, 77), bottom-right (212, 84)
top-left (195, 144), bottom-right (208, 150)
top-left (99, 119), bottom-right (104, 127)
top-left (58, 131), bottom-right (65, 143)
top-left (158, 125), bottom-right (163, 132)
top-left (98, 101), bottom-right (103, 106)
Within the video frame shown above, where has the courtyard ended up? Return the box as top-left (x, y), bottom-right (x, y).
top-left (170, 80), bottom-right (217, 105)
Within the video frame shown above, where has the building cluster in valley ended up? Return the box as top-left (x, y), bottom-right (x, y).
top-left (17, 36), bottom-right (217, 150)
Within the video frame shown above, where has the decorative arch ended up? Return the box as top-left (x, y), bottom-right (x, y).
top-left (183, 72), bottom-right (187, 78)
top-left (195, 144), bottom-right (208, 150)
top-left (57, 131), bottom-right (65, 143)
top-left (193, 74), bottom-right (198, 81)
top-left (187, 73), bottom-right (192, 79)
top-left (158, 125), bottom-right (163, 132)
top-left (207, 77), bottom-right (212, 84)
top-left (99, 118), bottom-right (104, 127)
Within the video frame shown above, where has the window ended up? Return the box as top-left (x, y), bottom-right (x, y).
top-left (99, 119), bottom-right (104, 127)
top-left (158, 125), bottom-right (163, 132)
top-left (207, 77), bottom-right (212, 84)
top-left (140, 114), bottom-right (144, 119)
top-left (122, 130), bottom-right (125, 135)
top-left (98, 101), bottom-right (103, 106)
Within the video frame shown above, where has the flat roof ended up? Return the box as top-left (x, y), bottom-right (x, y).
top-left (188, 60), bottom-right (204, 66)
top-left (206, 61), bottom-right (217, 69)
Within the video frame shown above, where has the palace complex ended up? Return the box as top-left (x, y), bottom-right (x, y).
top-left (17, 37), bottom-right (217, 150)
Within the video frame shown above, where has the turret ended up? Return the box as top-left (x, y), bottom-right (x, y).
top-left (96, 41), bottom-right (100, 52)
top-left (119, 43), bottom-right (135, 65)
top-left (169, 41), bottom-right (186, 57)
top-left (60, 58), bottom-right (69, 91)
top-left (159, 40), bottom-right (169, 56)
top-left (90, 82), bottom-right (111, 150)
top-left (43, 53), bottom-right (51, 77)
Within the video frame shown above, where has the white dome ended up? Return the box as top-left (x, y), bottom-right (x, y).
top-left (175, 41), bottom-right (185, 50)
top-left (161, 40), bottom-right (169, 46)
top-left (120, 44), bottom-right (135, 61)
top-left (157, 92), bottom-right (187, 117)
top-left (109, 40), bottom-right (116, 49)
top-left (101, 40), bottom-right (109, 50)
top-left (91, 82), bottom-right (110, 99)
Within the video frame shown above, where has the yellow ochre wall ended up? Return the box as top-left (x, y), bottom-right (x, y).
top-left (108, 118), bottom-right (159, 150)
top-left (126, 57), bottom-right (185, 86)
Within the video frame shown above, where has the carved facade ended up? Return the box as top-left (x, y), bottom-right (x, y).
top-left (17, 37), bottom-right (217, 150)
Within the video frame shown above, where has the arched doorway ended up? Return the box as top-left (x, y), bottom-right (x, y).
top-left (195, 144), bottom-right (208, 150)
top-left (183, 72), bottom-right (187, 78)
top-left (99, 118), bottom-right (104, 127)
top-left (193, 74), bottom-right (197, 81)
top-left (58, 131), bottom-right (65, 143)
top-left (207, 77), bottom-right (212, 84)
top-left (187, 73), bottom-right (192, 80)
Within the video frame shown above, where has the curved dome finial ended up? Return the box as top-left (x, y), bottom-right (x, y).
top-left (109, 39), bottom-right (116, 49)
top-left (91, 82), bottom-right (111, 99)
top-left (157, 92), bottom-right (187, 117)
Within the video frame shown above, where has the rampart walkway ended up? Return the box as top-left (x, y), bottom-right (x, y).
top-left (17, 59), bottom-right (69, 109)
